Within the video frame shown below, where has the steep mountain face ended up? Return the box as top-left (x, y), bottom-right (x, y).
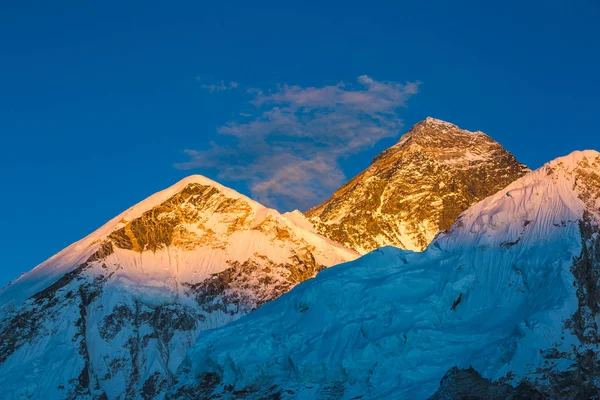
top-left (0, 176), bottom-right (357, 400)
top-left (170, 150), bottom-right (600, 399)
top-left (306, 117), bottom-right (530, 253)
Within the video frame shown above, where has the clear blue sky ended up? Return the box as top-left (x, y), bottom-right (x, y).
top-left (1, 0), bottom-right (599, 286)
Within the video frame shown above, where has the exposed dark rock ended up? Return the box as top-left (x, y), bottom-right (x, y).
top-left (567, 211), bottom-right (600, 344)
top-left (148, 303), bottom-right (201, 345)
top-left (0, 306), bottom-right (42, 364)
top-left (169, 372), bottom-right (222, 399)
top-left (94, 299), bottom-right (203, 397)
top-left (186, 251), bottom-right (325, 315)
top-left (142, 372), bottom-right (170, 400)
top-left (124, 301), bottom-right (143, 398)
top-left (87, 241), bottom-right (115, 262)
top-left (500, 237), bottom-right (521, 249)
top-left (168, 371), bottom-right (286, 400)
top-left (71, 273), bottom-right (111, 398)
top-left (450, 293), bottom-right (462, 310)
top-left (428, 366), bottom-right (545, 400)
top-left (99, 305), bottom-right (135, 340)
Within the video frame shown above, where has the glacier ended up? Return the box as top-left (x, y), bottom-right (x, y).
top-left (170, 150), bottom-right (600, 399)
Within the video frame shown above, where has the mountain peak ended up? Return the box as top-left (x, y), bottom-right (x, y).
top-left (175, 174), bottom-right (223, 187)
top-left (379, 119), bottom-right (513, 169)
top-left (381, 118), bottom-right (489, 162)
top-left (1, 173), bottom-right (354, 307)
top-left (0, 173), bottom-right (358, 399)
top-left (438, 149), bottom-right (600, 254)
top-left (167, 174), bottom-right (253, 204)
top-left (421, 116), bottom-right (458, 127)
top-left (408, 117), bottom-right (482, 139)
top-left (546, 149), bottom-right (600, 170)
top-left (306, 119), bottom-right (529, 253)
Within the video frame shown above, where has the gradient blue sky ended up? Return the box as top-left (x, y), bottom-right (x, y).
top-left (1, 0), bottom-right (599, 286)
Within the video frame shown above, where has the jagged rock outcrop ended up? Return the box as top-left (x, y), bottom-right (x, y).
top-left (306, 117), bottom-right (529, 253)
top-left (0, 176), bottom-right (357, 400)
top-left (428, 367), bottom-right (545, 400)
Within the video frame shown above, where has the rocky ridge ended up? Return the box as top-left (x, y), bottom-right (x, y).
top-left (306, 117), bottom-right (530, 253)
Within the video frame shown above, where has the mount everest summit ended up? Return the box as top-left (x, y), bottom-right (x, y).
top-left (307, 117), bottom-right (529, 253)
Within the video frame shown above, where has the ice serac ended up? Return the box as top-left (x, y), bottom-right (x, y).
top-left (306, 117), bottom-right (530, 253)
top-left (171, 150), bottom-right (600, 399)
top-left (0, 175), bottom-right (357, 400)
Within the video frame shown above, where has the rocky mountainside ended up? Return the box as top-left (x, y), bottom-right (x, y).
top-left (0, 176), bottom-right (357, 400)
top-left (306, 117), bottom-right (530, 253)
top-left (170, 150), bottom-right (600, 399)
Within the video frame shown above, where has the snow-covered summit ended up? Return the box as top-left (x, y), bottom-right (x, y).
top-left (306, 118), bottom-right (529, 253)
top-left (546, 149), bottom-right (600, 171)
top-left (436, 149), bottom-right (599, 251)
top-left (156, 174), bottom-right (259, 207)
top-left (0, 175), bottom-right (357, 399)
top-left (441, 149), bottom-right (600, 242)
top-left (422, 116), bottom-right (458, 128)
top-left (1, 174), bottom-right (353, 306)
top-left (171, 149), bottom-right (600, 399)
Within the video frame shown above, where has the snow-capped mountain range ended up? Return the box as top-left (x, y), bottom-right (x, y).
top-left (170, 150), bottom-right (600, 399)
top-left (1, 116), bottom-right (598, 400)
top-left (0, 176), bottom-right (356, 399)
top-left (306, 117), bottom-right (529, 253)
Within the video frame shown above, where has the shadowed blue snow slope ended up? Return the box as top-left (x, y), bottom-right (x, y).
top-left (170, 150), bottom-right (600, 399)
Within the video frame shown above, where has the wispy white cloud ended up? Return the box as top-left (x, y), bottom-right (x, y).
top-left (197, 77), bottom-right (239, 92)
top-left (177, 76), bottom-right (420, 211)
